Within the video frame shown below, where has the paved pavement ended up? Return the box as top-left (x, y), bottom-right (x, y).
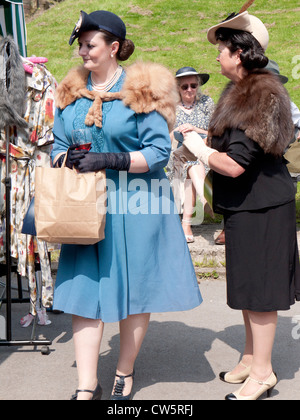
top-left (0, 224), bottom-right (299, 400)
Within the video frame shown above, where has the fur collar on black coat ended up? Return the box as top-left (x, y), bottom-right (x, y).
top-left (208, 70), bottom-right (294, 157)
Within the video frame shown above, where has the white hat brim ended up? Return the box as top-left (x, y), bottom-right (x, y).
top-left (207, 12), bottom-right (251, 45)
top-left (176, 71), bottom-right (210, 85)
top-left (207, 11), bottom-right (269, 51)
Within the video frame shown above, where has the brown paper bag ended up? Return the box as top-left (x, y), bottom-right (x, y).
top-left (35, 164), bottom-right (106, 245)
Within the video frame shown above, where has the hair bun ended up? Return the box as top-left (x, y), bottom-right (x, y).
top-left (240, 47), bottom-right (269, 70)
top-left (118, 39), bottom-right (135, 61)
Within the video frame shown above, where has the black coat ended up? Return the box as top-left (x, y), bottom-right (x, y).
top-left (211, 128), bottom-right (295, 213)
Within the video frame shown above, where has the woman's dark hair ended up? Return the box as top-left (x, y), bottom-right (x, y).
top-left (215, 28), bottom-right (268, 71)
top-left (100, 30), bottom-right (135, 61)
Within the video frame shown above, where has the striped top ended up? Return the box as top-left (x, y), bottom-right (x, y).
top-left (0, 0), bottom-right (27, 56)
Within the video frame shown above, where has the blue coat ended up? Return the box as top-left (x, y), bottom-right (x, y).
top-left (51, 70), bottom-right (202, 322)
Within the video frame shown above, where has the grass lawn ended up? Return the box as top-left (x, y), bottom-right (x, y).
top-left (26, 0), bottom-right (300, 105)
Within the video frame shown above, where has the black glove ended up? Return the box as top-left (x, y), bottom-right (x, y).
top-left (55, 144), bottom-right (89, 169)
top-left (75, 152), bottom-right (131, 173)
top-left (66, 144), bottom-right (89, 168)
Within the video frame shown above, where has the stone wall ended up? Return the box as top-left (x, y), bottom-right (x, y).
top-left (23, 0), bottom-right (31, 16)
top-left (23, 0), bottom-right (64, 16)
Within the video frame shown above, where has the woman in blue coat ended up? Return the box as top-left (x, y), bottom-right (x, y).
top-left (51, 10), bottom-right (202, 400)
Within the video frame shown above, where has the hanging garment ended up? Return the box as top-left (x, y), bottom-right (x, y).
top-left (0, 35), bottom-right (27, 128)
top-left (0, 61), bottom-right (57, 315)
top-left (0, 0), bottom-right (27, 57)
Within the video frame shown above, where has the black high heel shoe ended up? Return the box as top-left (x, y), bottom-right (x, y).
top-left (110, 371), bottom-right (135, 400)
top-left (71, 383), bottom-right (103, 400)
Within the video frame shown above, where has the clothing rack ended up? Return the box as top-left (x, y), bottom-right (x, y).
top-left (0, 266), bottom-right (30, 307)
top-left (0, 124), bottom-right (52, 355)
top-left (0, 36), bottom-right (52, 354)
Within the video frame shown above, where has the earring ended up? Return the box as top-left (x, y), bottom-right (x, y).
top-left (111, 54), bottom-right (114, 58)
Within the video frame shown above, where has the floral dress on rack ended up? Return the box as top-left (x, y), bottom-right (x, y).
top-left (0, 63), bottom-right (57, 315)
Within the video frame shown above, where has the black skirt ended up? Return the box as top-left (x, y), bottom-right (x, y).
top-left (224, 200), bottom-right (300, 312)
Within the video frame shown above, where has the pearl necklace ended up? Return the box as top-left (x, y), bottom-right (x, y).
top-left (91, 66), bottom-right (123, 92)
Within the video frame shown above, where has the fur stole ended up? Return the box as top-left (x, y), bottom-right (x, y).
top-left (55, 61), bottom-right (179, 132)
top-left (0, 36), bottom-right (27, 129)
top-left (208, 70), bottom-right (294, 156)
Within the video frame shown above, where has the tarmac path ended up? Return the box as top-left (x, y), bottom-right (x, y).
top-left (0, 225), bottom-right (299, 400)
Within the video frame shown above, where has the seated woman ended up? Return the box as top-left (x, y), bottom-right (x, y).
top-left (166, 67), bottom-right (214, 242)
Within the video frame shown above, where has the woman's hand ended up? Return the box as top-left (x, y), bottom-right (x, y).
top-left (54, 144), bottom-right (88, 168)
top-left (183, 131), bottom-right (217, 166)
top-left (66, 144), bottom-right (89, 168)
top-left (178, 123), bottom-right (196, 134)
top-left (178, 124), bottom-right (208, 137)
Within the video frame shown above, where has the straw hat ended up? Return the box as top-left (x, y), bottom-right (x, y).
top-left (207, 1), bottom-right (269, 51)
